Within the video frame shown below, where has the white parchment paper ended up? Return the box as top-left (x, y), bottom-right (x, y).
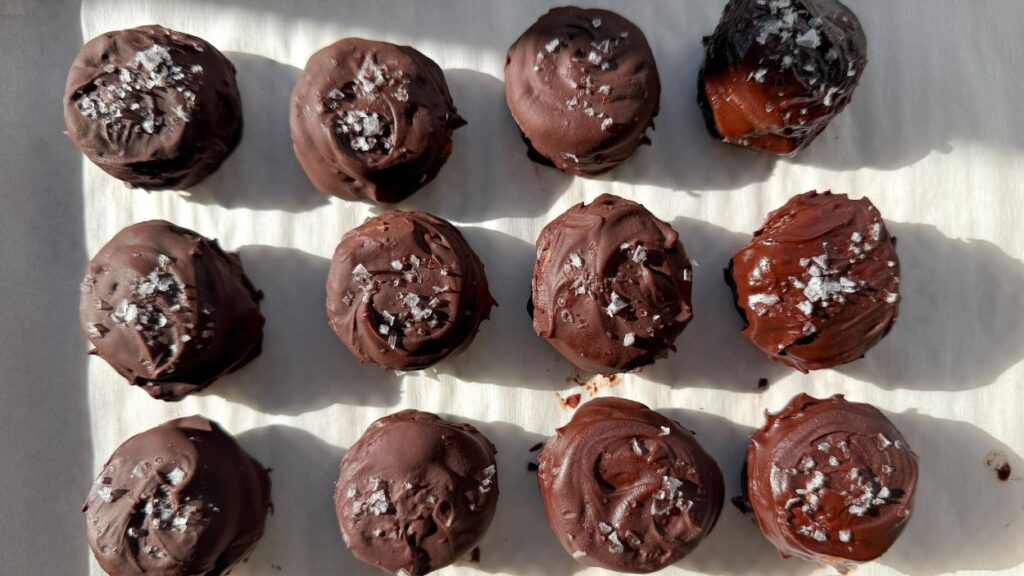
top-left (3, 1), bottom-right (1024, 575)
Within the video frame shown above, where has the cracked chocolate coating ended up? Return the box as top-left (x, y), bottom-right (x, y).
top-left (64, 25), bottom-right (242, 189)
top-left (531, 194), bottom-right (693, 373)
top-left (698, 0), bottom-right (867, 155)
top-left (290, 38), bottom-right (465, 203)
top-left (80, 220), bottom-right (264, 400)
top-left (83, 416), bottom-right (271, 576)
top-left (538, 398), bottom-right (724, 573)
top-left (505, 7), bottom-right (660, 175)
top-left (744, 394), bottom-right (918, 570)
top-left (326, 210), bottom-right (494, 370)
top-left (335, 410), bottom-right (498, 575)
top-left (727, 191), bottom-right (899, 372)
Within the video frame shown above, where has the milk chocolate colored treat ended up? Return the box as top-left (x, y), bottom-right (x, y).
top-left (80, 220), bottom-right (264, 400)
top-left (84, 416), bottom-right (271, 576)
top-left (505, 7), bottom-right (661, 175)
top-left (291, 38), bottom-right (465, 203)
top-left (326, 211), bottom-right (494, 370)
top-left (727, 191), bottom-right (899, 372)
top-left (64, 25), bottom-right (242, 189)
top-left (744, 394), bottom-right (918, 570)
top-left (538, 398), bottom-right (724, 572)
top-left (532, 194), bottom-right (692, 373)
top-left (335, 410), bottom-right (498, 575)
top-left (699, 0), bottom-right (867, 155)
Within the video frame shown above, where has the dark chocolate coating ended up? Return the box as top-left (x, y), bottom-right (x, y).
top-left (727, 191), bottom-right (899, 372)
top-left (326, 210), bottom-right (494, 370)
top-left (505, 7), bottom-right (661, 175)
top-left (532, 194), bottom-right (693, 373)
top-left (80, 220), bottom-right (264, 400)
top-left (698, 0), bottom-right (867, 155)
top-left (745, 394), bottom-right (918, 569)
top-left (538, 398), bottom-right (724, 573)
top-left (83, 416), bottom-right (271, 576)
top-left (290, 38), bottom-right (465, 203)
top-left (335, 410), bottom-right (499, 575)
top-left (64, 25), bottom-right (242, 189)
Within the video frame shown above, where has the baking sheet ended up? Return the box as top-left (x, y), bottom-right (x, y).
top-left (2, 0), bottom-right (1024, 574)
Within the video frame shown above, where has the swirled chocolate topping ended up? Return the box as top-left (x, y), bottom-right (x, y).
top-left (290, 38), bottom-right (465, 203)
top-left (335, 410), bottom-right (499, 575)
top-left (532, 194), bottom-right (692, 373)
top-left (698, 0), bottom-right (867, 155)
top-left (80, 220), bottom-right (264, 400)
top-left (83, 416), bottom-right (271, 576)
top-left (64, 25), bottom-right (242, 189)
top-left (326, 211), bottom-right (494, 370)
top-left (538, 398), bottom-right (724, 573)
top-left (505, 7), bottom-right (661, 175)
top-left (727, 191), bottom-right (899, 371)
top-left (745, 394), bottom-right (918, 569)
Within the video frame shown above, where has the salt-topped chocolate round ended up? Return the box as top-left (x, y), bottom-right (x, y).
top-left (290, 38), bottom-right (465, 203)
top-left (699, 0), bottom-right (867, 155)
top-left (326, 210), bottom-right (494, 370)
top-left (80, 220), bottom-right (264, 400)
top-left (538, 398), bottom-right (724, 572)
top-left (505, 7), bottom-right (661, 175)
top-left (743, 394), bottom-right (918, 570)
top-left (531, 194), bottom-right (693, 373)
top-left (335, 410), bottom-right (499, 575)
top-left (64, 25), bottom-right (242, 189)
top-left (727, 191), bottom-right (899, 372)
top-left (83, 416), bottom-right (271, 576)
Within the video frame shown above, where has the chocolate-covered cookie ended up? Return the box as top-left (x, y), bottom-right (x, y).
top-left (727, 191), bottom-right (898, 371)
top-left (84, 416), bottom-right (271, 576)
top-left (505, 7), bottom-right (660, 175)
top-left (538, 398), bottom-right (724, 572)
top-left (335, 410), bottom-right (498, 575)
top-left (64, 25), bottom-right (242, 189)
top-left (744, 394), bottom-right (918, 570)
top-left (326, 211), bottom-right (494, 370)
top-left (80, 220), bottom-right (264, 400)
top-left (532, 194), bottom-right (692, 373)
top-left (699, 0), bottom-right (867, 155)
top-left (291, 38), bottom-right (465, 203)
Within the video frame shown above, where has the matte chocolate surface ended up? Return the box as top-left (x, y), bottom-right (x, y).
top-left (64, 25), bottom-right (242, 189)
top-left (80, 220), bottom-right (264, 400)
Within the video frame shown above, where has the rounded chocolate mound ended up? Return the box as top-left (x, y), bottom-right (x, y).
top-left (80, 220), bottom-right (264, 400)
top-left (326, 210), bottom-right (494, 370)
top-left (538, 398), bottom-right (724, 572)
top-left (290, 38), bottom-right (465, 203)
top-left (727, 191), bottom-right (899, 371)
top-left (83, 416), bottom-right (271, 576)
top-left (335, 410), bottom-right (498, 575)
top-left (532, 193), bottom-right (693, 373)
top-left (505, 7), bottom-right (660, 175)
top-left (744, 394), bottom-right (918, 570)
top-left (699, 0), bottom-right (867, 155)
top-left (64, 25), bottom-right (242, 189)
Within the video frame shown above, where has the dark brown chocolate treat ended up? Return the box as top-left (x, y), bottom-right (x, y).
top-left (335, 410), bottom-right (498, 575)
top-left (80, 220), bottom-right (264, 400)
top-left (538, 398), bottom-right (724, 573)
top-left (505, 7), bottom-right (661, 175)
top-left (699, 0), bottom-right (867, 155)
top-left (326, 210), bottom-right (494, 370)
top-left (290, 38), bottom-right (465, 203)
top-left (532, 194), bottom-right (693, 373)
top-left (727, 191), bottom-right (898, 372)
top-left (84, 416), bottom-right (271, 576)
top-left (745, 394), bottom-right (918, 570)
top-left (64, 25), bottom-right (242, 189)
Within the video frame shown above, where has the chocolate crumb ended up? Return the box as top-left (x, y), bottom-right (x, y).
top-left (528, 442), bottom-right (544, 452)
top-left (470, 547), bottom-right (481, 563)
top-left (528, 462), bottom-right (539, 472)
top-left (757, 377), bottom-right (769, 391)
